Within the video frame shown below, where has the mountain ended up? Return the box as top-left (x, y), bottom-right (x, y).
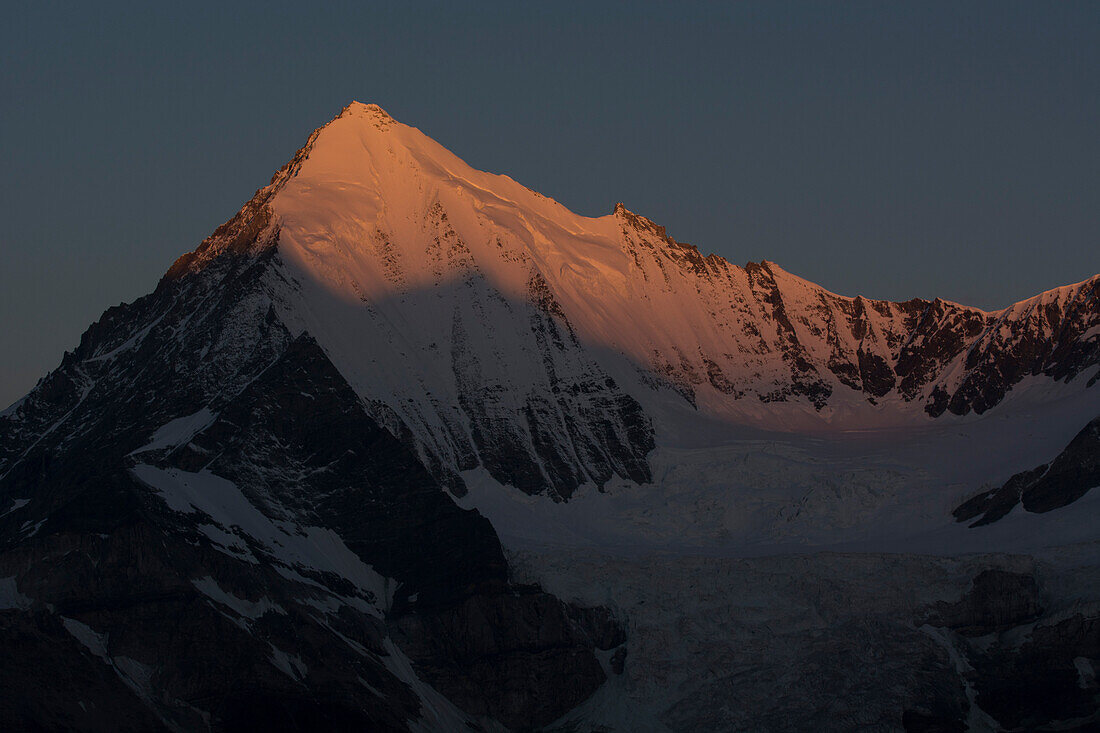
top-left (152, 102), bottom-right (1100, 500)
top-left (955, 415), bottom-right (1100, 526)
top-left (2, 102), bottom-right (1099, 731)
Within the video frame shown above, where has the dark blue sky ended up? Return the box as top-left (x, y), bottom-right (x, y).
top-left (2, 1), bottom-right (1098, 407)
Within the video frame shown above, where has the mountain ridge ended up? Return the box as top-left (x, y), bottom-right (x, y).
top-left (2, 101), bottom-right (1099, 731)
top-left (167, 101), bottom-right (1096, 316)
top-left (7, 101), bottom-right (1099, 500)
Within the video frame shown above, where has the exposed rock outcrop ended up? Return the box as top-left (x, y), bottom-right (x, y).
top-left (955, 415), bottom-right (1100, 526)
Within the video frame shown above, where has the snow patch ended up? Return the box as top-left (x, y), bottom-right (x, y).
top-left (919, 625), bottom-right (1001, 732)
top-left (0, 576), bottom-right (32, 610)
top-left (62, 617), bottom-right (110, 662)
top-left (268, 644), bottom-right (307, 681)
top-left (380, 637), bottom-right (492, 732)
top-left (191, 576), bottom-right (286, 619)
top-left (131, 465), bottom-right (390, 614)
top-left (129, 408), bottom-right (215, 455)
top-left (0, 498), bottom-right (29, 517)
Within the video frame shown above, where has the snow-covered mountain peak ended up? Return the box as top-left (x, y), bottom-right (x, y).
top-left (150, 104), bottom-right (1099, 500)
top-left (334, 100), bottom-right (403, 133)
top-left (4, 101), bottom-right (1100, 732)
top-left (341, 100), bottom-right (392, 117)
top-left (272, 101), bottom-right (609, 244)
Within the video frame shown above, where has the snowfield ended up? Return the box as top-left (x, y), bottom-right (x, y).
top-left (458, 375), bottom-right (1100, 557)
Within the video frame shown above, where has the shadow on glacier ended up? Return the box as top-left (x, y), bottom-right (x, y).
top-left (279, 262), bottom-right (1100, 559)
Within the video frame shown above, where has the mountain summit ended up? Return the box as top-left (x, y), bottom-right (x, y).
top-left (163, 101), bottom-right (1099, 499)
top-left (1, 103), bottom-right (1099, 731)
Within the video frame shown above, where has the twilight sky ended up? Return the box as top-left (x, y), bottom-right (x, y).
top-left (2, 1), bottom-right (1098, 408)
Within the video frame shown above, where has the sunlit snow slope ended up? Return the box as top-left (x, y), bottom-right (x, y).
top-left (166, 101), bottom-right (1100, 509)
top-left (22, 101), bottom-right (1100, 528)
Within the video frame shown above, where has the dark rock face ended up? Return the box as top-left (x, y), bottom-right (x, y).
top-left (901, 708), bottom-right (966, 733)
top-left (744, 262), bottom-right (835, 411)
top-left (609, 647), bottom-right (627, 675)
top-left (969, 612), bottom-right (1100, 731)
top-left (954, 415), bottom-right (1100, 526)
top-left (0, 609), bottom-right (167, 732)
top-left (447, 271), bottom-right (655, 501)
top-left (894, 300), bottom-right (988, 410)
top-left (917, 569), bottom-right (1100, 731)
top-left (392, 591), bottom-right (621, 730)
top-left (0, 251), bottom-right (617, 730)
top-left (0, 475), bottom-right (423, 732)
top-left (895, 281), bottom-right (1100, 417)
top-left (953, 465), bottom-right (1048, 527)
top-left (564, 603), bottom-right (628, 651)
top-left (166, 335), bottom-right (508, 610)
top-left (857, 347), bottom-right (897, 398)
top-left (918, 570), bottom-right (1044, 636)
top-left (1022, 415), bottom-right (1100, 513)
top-left (614, 200), bottom-right (1099, 416)
top-left (951, 282), bottom-right (1100, 415)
